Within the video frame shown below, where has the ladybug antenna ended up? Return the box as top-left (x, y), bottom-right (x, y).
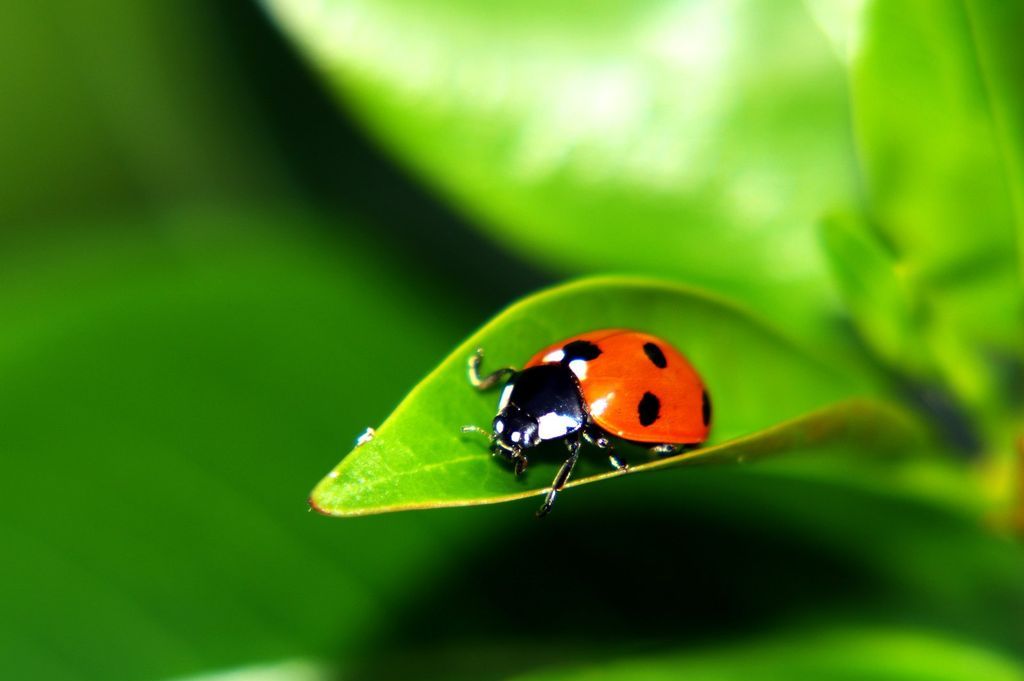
top-left (460, 424), bottom-right (493, 442)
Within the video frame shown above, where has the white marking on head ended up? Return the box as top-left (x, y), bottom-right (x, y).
top-left (537, 413), bottom-right (579, 440)
top-left (568, 359), bottom-right (588, 379)
top-left (495, 420), bottom-right (505, 433)
top-left (543, 349), bottom-right (566, 363)
top-left (511, 431), bottom-right (521, 443)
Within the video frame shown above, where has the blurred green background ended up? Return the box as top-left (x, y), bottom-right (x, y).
top-left (2, 2), bottom-right (1022, 680)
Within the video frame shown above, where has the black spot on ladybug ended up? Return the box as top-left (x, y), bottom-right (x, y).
top-left (702, 390), bottom-right (712, 427)
top-left (642, 342), bottom-right (667, 368)
top-left (638, 391), bottom-right (660, 426)
top-left (561, 340), bottom-right (602, 363)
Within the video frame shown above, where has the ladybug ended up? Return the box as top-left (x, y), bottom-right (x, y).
top-left (462, 329), bottom-right (711, 516)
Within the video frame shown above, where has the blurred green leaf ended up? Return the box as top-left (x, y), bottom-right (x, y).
top-left (0, 3), bottom-right (285, 226)
top-left (850, 0), bottom-right (1024, 422)
top-left (267, 0), bottom-right (860, 341)
top-left (336, 457), bottom-right (1024, 680)
top-left (0, 209), bottom-right (488, 681)
top-left (821, 211), bottom-right (933, 378)
top-left (505, 627), bottom-right (1024, 681)
top-left (310, 277), bottom-right (922, 516)
top-left (165, 659), bottom-right (328, 681)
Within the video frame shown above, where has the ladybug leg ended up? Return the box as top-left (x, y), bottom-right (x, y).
top-left (461, 426), bottom-right (528, 474)
top-left (583, 427), bottom-right (627, 471)
top-left (649, 444), bottom-right (678, 456)
top-left (467, 348), bottom-right (517, 391)
top-left (498, 444), bottom-right (528, 476)
top-left (512, 450), bottom-right (529, 477)
top-left (493, 441), bottom-right (529, 476)
top-left (536, 434), bottom-right (581, 517)
top-left (650, 443), bottom-right (697, 457)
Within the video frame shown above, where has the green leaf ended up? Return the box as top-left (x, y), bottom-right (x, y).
top-left (850, 0), bottom-right (1024, 422)
top-left (266, 0), bottom-right (859, 341)
top-left (504, 627), bottom-right (1024, 681)
top-left (310, 277), bottom-right (919, 516)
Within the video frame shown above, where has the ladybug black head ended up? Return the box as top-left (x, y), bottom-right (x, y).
top-left (492, 404), bottom-right (541, 454)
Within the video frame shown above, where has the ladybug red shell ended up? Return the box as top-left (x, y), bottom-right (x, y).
top-left (463, 328), bottom-right (711, 517)
top-left (524, 329), bottom-right (711, 444)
